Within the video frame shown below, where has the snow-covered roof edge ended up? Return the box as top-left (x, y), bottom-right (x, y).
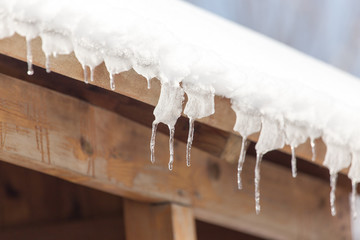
top-left (0, 0), bottom-right (359, 216)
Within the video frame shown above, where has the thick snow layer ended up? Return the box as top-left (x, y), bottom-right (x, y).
top-left (1, 0), bottom-right (360, 213)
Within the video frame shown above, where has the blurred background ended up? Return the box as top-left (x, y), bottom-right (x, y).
top-left (184, 0), bottom-right (360, 77)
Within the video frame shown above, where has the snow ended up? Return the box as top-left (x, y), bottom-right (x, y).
top-left (0, 0), bottom-right (359, 214)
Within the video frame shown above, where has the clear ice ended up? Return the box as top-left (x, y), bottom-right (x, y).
top-left (150, 122), bottom-right (158, 164)
top-left (351, 181), bottom-right (358, 219)
top-left (45, 55), bottom-right (51, 73)
top-left (90, 67), bottom-right (94, 82)
top-left (110, 73), bottom-right (115, 90)
top-left (254, 118), bottom-right (285, 213)
top-left (186, 118), bottom-right (195, 167)
top-left (291, 146), bottom-right (297, 178)
top-left (310, 138), bottom-right (316, 161)
top-left (237, 137), bottom-right (248, 189)
top-left (330, 173), bottom-right (338, 216)
top-left (82, 64), bottom-right (88, 84)
top-left (255, 153), bottom-right (263, 215)
top-left (168, 126), bottom-right (175, 171)
top-left (26, 39), bottom-right (34, 75)
top-left (323, 143), bottom-right (351, 216)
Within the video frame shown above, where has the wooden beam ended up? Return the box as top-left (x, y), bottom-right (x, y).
top-left (0, 161), bottom-right (124, 228)
top-left (0, 72), bottom-right (351, 239)
top-left (0, 34), bottom-right (330, 171)
top-left (124, 200), bottom-right (196, 240)
top-left (0, 217), bottom-right (125, 240)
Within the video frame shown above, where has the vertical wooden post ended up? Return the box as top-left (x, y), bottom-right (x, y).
top-left (124, 199), bottom-right (197, 240)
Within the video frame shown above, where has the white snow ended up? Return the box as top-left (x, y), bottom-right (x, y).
top-left (0, 0), bottom-right (360, 214)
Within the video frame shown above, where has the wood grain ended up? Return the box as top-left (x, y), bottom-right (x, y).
top-left (0, 72), bottom-right (350, 239)
top-left (124, 200), bottom-right (196, 240)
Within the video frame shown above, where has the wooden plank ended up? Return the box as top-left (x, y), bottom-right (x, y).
top-left (0, 72), bottom-right (351, 239)
top-left (0, 34), bottom-right (330, 171)
top-left (124, 200), bottom-right (196, 240)
top-left (0, 217), bottom-right (125, 240)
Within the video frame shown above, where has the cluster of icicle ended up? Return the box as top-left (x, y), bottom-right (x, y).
top-left (22, 39), bottom-right (359, 218)
top-left (0, 5), bottom-right (359, 218)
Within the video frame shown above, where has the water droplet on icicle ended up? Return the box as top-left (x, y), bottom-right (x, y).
top-left (237, 137), bottom-right (248, 190)
top-left (168, 126), bottom-right (175, 171)
top-left (291, 146), bottom-right (297, 178)
top-left (90, 67), bottom-right (94, 82)
top-left (82, 65), bottom-right (88, 84)
top-left (26, 39), bottom-right (34, 75)
top-left (150, 122), bottom-right (158, 164)
top-left (45, 55), bottom-right (51, 73)
top-left (110, 73), bottom-right (115, 90)
top-left (255, 153), bottom-right (263, 214)
top-left (310, 138), bottom-right (316, 161)
top-left (330, 173), bottom-right (338, 216)
top-left (186, 118), bottom-right (194, 167)
top-left (351, 181), bottom-right (358, 219)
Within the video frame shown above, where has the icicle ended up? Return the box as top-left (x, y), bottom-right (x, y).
top-left (152, 83), bottom-right (184, 170)
top-left (351, 181), bottom-right (358, 219)
top-left (186, 118), bottom-right (195, 167)
top-left (110, 73), bottom-right (115, 90)
top-left (291, 146), bottom-right (297, 178)
top-left (255, 153), bottom-right (263, 215)
top-left (237, 137), bottom-right (247, 189)
top-left (330, 173), bottom-right (338, 216)
top-left (26, 39), bottom-right (34, 75)
top-left (168, 126), bottom-right (175, 171)
top-left (183, 83), bottom-right (215, 168)
top-left (322, 142), bottom-right (351, 216)
top-left (150, 122), bottom-right (158, 164)
top-left (147, 79), bottom-right (151, 89)
top-left (45, 55), bottom-right (51, 73)
top-left (90, 67), bottom-right (94, 82)
top-left (310, 138), bottom-right (316, 161)
top-left (82, 64), bottom-right (88, 84)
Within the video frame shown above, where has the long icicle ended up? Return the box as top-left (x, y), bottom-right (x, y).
top-left (330, 173), bottom-right (338, 216)
top-left (26, 39), bottom-right (34, 75)
top-left (255, 153), bottom-right (263, 214)
top-left (310, 138), bottom-right (316, 161)
top-left (351, 181), bottom-right (358, 219)
top-left (168, 126), bottom-right (175, 171)
top-left (110, 73), bottom-right (115, 90)
top-left (90, 67), bottom-right (94, 82)
top-left (150, 122), bottom-right (158, 164)
top-left (45, 54), bottom-right (51, 73)
top-left (186, 118), bottom-right (195, 167)
top-left (82, 64), bottom-right (88, 84)
top-left (291, 146), bottom-right (297, 178)
top-left (237, 137), bottom-right (247, 189)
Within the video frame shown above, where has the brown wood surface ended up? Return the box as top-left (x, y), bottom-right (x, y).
top-left (124, 200), bottom-right (196, 240)
top-left (0, 217), bottom-right (125, 240)
top-left (0, 72), bottom-right (351, 239)
top-left (0, 34), bottom-right (334, 173)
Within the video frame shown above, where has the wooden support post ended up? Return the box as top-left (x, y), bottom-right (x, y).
top-left (124, 200), bottom-right (196, 240)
